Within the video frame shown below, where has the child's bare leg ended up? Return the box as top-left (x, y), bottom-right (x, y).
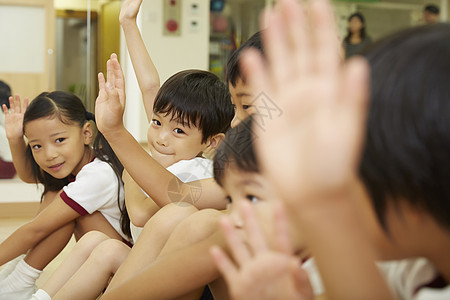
top-left (25, 191), bottom-right (74, 270)
top-left (53, 239), bottom-right (130, 300)
top-left (39, 231), bottom-right (110, 297)
top-left (74, 211), bottom-right (123, 241)
top-left (158, 208), bottom-right (223, 300)
top-left (0, 191), bottom-right (74, 298)
top-left (106, 203), bottom-right (199, 290)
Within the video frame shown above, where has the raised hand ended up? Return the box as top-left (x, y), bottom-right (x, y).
top-left (2, 95), bottom-right (28, 141)
top-left (210, 202), bottom-right (313, 300)
top-left (243, 0), bottom-right (370, 207)
top-left (119, 0), bottom-right (142, 24)
top-left (95, 53), bottom-right (126, 136)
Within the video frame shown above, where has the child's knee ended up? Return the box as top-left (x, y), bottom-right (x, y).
top-left (74, 231), bottom-right (111, 256)
top-left (90, 239), bottom-right (130, 269)
top-left (145, 203), bottom-right (199, 230)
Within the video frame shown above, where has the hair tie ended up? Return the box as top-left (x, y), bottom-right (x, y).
top-left (86, 111), bottom-right (95, 122)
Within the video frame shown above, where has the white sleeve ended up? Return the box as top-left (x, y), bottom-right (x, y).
top-left (167, 157), bottom-right (213, 182)
top-left (61, 159), bottom-right (120, 215)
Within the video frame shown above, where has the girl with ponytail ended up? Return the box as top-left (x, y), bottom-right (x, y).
top-left (0, 91), bottom-right (130, 299)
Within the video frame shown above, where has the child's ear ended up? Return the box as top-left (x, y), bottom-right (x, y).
top-left (203, 133), bottom-right (226, 154)
top-left (82, 122), bottom-right (93, 145)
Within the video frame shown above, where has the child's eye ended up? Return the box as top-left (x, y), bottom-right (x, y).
top-left (174, 128), bottom-right (185, 134)
top-left (152, 119), bottom-right (161, 126)
top-left (242, 105), bottom-right (251, 110)
top-left (31, 144), bottom-right (41, 150)
top-left (246, 195), bottom-right (259, 203)
top-left (55, 138), bottom-right (65, 143)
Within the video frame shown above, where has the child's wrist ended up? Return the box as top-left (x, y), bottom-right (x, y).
top-left (119, 17), bottom-right (137, 27)
top-left (7, 136), bottom-right (25, 144)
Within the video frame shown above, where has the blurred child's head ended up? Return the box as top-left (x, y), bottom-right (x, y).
top-left (213, 116), bottom-right (304, 250)
top-left (0, 80), bottom-right (12, 111)
top-left (226, 31), bottom-right (265, 128)
top-left (149, 70), bottom-right (234, 167)
top-left (358, 23), bottom-right (450, 259)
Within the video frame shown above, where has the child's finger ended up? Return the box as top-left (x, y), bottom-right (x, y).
top-left (240, 48), bottom-right (271, 108)
top-left (273, 201), bottom-right (293, 254)
top-left (23, 98), bottom-right (29, 111)
top-left (310, 0), bottom-right (340, 76)
top-left (2, 104), bottom-right (7, 114)
top-left (240, 202), bottom-right (268, 253)
top-left (14, 95), bottom-right (21, 113)
top-left (210, 246), bottom-right (238, 285)
top-left (7, 96), bottom-right (14, 112)
top-left (106, 58), bottom-right (115, 88)
top-left (98, 72), bottom-right (106, 90)
top-left (220, 216), bottom-right (251, 267)
top-left (263, 8), bottom-right (291, 85)
top-left (281, 0), bottom-right (310, 77)
top-left (110, 54), bottom-right (125, 95)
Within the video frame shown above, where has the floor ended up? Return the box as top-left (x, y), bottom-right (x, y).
top-left (0, 217), bottom-right (76, 289)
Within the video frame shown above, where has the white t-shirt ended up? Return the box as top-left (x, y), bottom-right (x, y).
top-left (130, 157), bottom-right (213, 242)
top-left (61, 158), bottom-right (131, 243)
top-left (378, 258), bottom-right (448, 300)
top-left (0, 113), bottom-right (12, 162)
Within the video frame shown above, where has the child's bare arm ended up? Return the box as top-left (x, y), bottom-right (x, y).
top-left (0, 191), bottom-right (80, 266)
top-left (120, 0), bottom-right (159, 121)
top-left (122, 168), bottom-right (159, 226)
top-left (96, 54), bottom-right (227, 210)
top-left (2, 95), bottom-right (34, 183)
top-left (245, 0), bottom-right (393, 299)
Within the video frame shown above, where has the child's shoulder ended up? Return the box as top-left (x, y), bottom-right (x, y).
top-left (76, 157), bottom-right (119, 181)
top-left (167, 157), bottom-right (213, 183)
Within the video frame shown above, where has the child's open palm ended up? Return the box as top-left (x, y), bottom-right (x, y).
top-left (95, 53), bottom-right (126, 136)
top-left (211, 202), bottom-right (314, 300)
top-left (2, 95), bottom-right (28, 141)
top-left (119, 0), bottom-right (142, 23)
top-left (245, 0), bottom-right (370, 208)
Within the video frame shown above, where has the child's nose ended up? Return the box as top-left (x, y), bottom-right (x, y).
top-left (229, 209), bottom-right (244, 229)
top-left (45, 146), bottom-right (59, 160)
top-left (231, 110), bottom-right (247, 128)
top-left (156, 130), bottom-right (169, 146)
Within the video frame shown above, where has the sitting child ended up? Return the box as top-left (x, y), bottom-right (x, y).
top-left (210, 0), bottom-right (450, 299)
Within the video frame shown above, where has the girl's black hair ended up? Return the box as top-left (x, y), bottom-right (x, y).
top-left (359, 23), bottom-right (450, 232)
top-left (23, 91), bottom-right (131, 238)
top-left (153, 70), bottom-right (234, 142)
top-left (213, 115), bottom-right (258, 186)
top-left (344, 12), bottom-right (367, 43)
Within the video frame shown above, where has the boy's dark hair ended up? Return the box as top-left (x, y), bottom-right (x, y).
top-left (23, 91), bottom-right (131, 238)
top-left (0, 80), bottom-right (12, 109)
top-left (226, 31), bottom-right (264, 87)
top-left (424, 4), bottom-right (439, 14)
top-left (344, 12), bottom-right (367, 43)
top-left (213, 115), bottom-right (259, 186)
top-left (153, 70), bottom-right (234, 143)
top-left (359, 23), bottom-right (450, 232)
